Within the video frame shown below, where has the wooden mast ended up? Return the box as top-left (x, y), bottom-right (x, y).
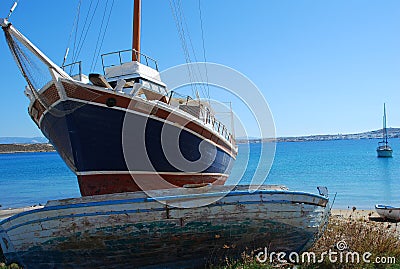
top-left (132, 0), bottom-right (141, 61)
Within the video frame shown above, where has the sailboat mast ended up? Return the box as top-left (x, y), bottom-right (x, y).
top-left (132, 0), bottom-right (141, 61)
top-left (383, 103), bottom-right (388, 144)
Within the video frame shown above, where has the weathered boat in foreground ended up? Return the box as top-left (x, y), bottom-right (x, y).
top-left (0, 185), bottom-right (329, 268)
top-left (375, 204), bottom-right (400, 221)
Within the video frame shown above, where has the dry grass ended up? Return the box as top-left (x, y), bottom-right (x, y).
top-left (303, 214), bottom-right (400, 269)
top-left (0, 264), bottom-right (19, 269)
top-left (0, 248), bottom-right (19, 269)
top-left (215, 213), bottom-right (400, 269)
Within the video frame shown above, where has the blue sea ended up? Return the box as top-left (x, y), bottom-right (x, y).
top-left (1, 139), bottom-right (399, 209)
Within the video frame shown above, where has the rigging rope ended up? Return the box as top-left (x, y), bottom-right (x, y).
top-left (89, 0), bottom-right (109, 72)
top-left (176, 0), bottom-right (209, 96)
top-left (176, 0), bottom-right (208, 99)
top-left (63, 0), bottom-right (81, 69)
top-left (92, 0), bottom-right (115, 72)
top-left (178, 0), bottom-right (210, 101)
top-left (71, 0), bottom-right (92, 65)
top-left (2, 2), bottom-right (102, 117)
top-left (72, 0), bottom-right (100, 65)
top-left (90, 0), bottom-right (115, 72)
top-left (169, 0), bottom-right (212, 102)
top-left (69, 0), bottom-right (82, 74)
top-left (198, 0), bottom-right (210, 101)
top-left (66, 0), bottom-right (114, 74)
top-left (169, 0), bottom-right (197, 98)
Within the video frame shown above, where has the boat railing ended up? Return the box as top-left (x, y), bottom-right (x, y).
top-left (167, 91), bottom-right (235, 145)
top-left (101, 49), bottom-right (159, 74)
top-left (167, 91), bottom-right (193, 105)
top-left (62, 61), bottom-right (83, 80)
top-left (212, 117), bottom-right (234, 144)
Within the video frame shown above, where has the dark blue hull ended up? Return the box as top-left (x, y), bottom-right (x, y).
top-left (39, 100), bottom-right (235, 195)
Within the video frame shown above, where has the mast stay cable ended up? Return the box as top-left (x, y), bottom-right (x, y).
top-left (175, 0), bottom-right (209, 101)
top-left (169, 0), bottom-right (197, 98)
top-left (72, 0), bottom-right (100, 67)
top-left (90, 0), bottom-right (115, 72)
top-left (198, 0), bottom-right (210, 102)
top-left (169, 0), bottom-right (210, 101)
top-left (63, 0), bottom-right (81, 70)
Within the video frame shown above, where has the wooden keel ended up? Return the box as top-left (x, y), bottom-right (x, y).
top-left (77, 173), bottom-right (227, 196)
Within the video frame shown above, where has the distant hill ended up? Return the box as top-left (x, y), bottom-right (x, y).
top-left (0, 143), bottom-right (54, 154)
top-left (276, 128), bottom-right (400, 142)
top-left (236, 128), bottom-right (400, 143)
top-left (0, 137), bottom-right (48, 144)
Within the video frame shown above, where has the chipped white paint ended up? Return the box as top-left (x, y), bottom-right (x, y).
top-left (0, 185), bottom-right (330, 268)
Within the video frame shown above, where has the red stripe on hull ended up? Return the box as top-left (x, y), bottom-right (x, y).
top-left (77, 173), bottom-right (227, 196)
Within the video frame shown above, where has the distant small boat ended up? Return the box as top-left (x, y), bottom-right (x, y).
top-left (0, 185), bottom-right (330, 268)
top-left (377, 103), bottom-right (393, 157)
top-left (375, 204), bottom-right (400, 221)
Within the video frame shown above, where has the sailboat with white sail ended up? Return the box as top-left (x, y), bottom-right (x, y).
top-left (376, 103), bottom-right (392, 157)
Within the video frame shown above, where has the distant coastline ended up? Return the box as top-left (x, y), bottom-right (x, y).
top-left (236, 127), bottom-right (400, 144)
top-left (1, 128), bottom-right (398, 153)
top-left (0, 143), bottom-right (55, 154)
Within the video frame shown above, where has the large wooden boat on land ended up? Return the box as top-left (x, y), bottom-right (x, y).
top-left (0, 0), bottom-right (237, 197)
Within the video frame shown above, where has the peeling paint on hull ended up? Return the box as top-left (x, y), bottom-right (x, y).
top-left (0, 185), bottom-right (329, 268)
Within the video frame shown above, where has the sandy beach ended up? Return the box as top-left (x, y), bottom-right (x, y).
top-left (324, 209), bottom-right (400, 241)
top-left (0, 205), bottom-right (44, 221)
top-left (332, 208), bottom-right (378, 219)
top-left (332, 208), bottom-right (400, 237)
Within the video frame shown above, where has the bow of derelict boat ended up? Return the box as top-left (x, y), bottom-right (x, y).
top-left (0, 185), bottom-right (329, 268)
top-left (375, 204), bottom-right (400, 221)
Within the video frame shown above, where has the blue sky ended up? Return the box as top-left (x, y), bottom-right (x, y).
top-left (0, 0), bottom-right (399, 138)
